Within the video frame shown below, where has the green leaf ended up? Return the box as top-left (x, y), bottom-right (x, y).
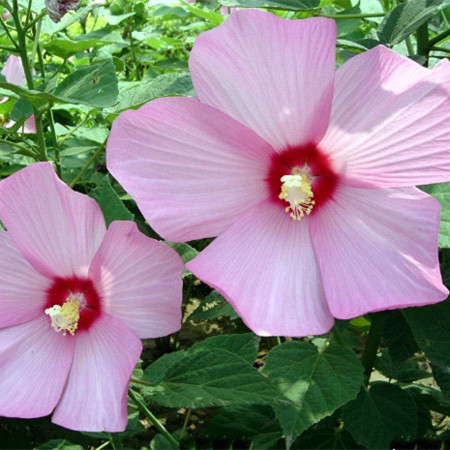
top-left (54, 60), bottom-right (119, 108)
top-left (189, 290), bottom-right (239, 322)
top-left (141, 349), bottom-right (279, 409)
top-left (432, 364), bottom-right (450, 401)
top-left (36, 440), bottom-right (83, 450)
top-left (0, 81), bottom-right (62, 107)
top-left (293, 423), bottom-right (363, 449)
top-left (402, 299), bottom-right (450, 368)
top-left (262, 342), bottom-right (363, 447)
top-left (342, 383), bottom-right (417, 449)
top-left (164, 242), bottom-right (197, 264)
top-left (403, 299), bottom-right (450, 401)
top-left (110, 74), bottom-right (193, 115)
top-left (219, 0), bottom-right (319, 10)
top-left (420, 183), bottom-right (450, 248)
top-left (44, 31), bottom-right (124, 59)
top-left (150, 434), bottom-right (176, 450)
top-left (374, 348), bottom-right (430, 382)
top-left (378, 0), bottom-right (444, 45)
top-left (206, 405), bottom-right (282, 447)
top-left (164, 242), bottom-right (198, 278)
top-left (189, 333), bottom-right (259, 364)
top-left (382, 310), bottom-right (419, 362)
top-left (90, 175), bottom-right (134, 226)
top-left (10, 98), bottom-right (33, 122)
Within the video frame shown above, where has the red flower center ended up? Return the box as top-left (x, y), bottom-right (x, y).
top-left (45, 277), bottom-right (101, 333)
top-left (266, 143), bottom-right (338, 217)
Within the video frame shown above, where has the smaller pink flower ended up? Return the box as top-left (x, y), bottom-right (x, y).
top-left (1, 55), bottom-right (36, 134)
top-left (1, 11), bottom-right (10, 20)
top-left (0, 162), bottom-right (183, 431)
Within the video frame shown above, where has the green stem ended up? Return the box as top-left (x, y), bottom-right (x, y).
top-left (431, 46), bottom-right (450, 53)
top-left (24, 9), bottom-right (46, 31)
top-left (405, 36), bottom-right (415, 57)
top-left (0, 44), bottom-right (19, 52)
top-left (322, 12), bottom-right (385, 19)
top-left (11, 0), bottom-right (47, 160)
top-left (24, 0), bottom-right (32, 28)
top-left (429, 27), bottom-right (450, 47)
top-left (416, 22), bottom-right (429, 67)
top-left (127, 23), bottom-right (141, 81)
top-left (69, 141), bottom-right (105, 188)
top-left (0, 138), bottom-right (38, 158)
top-left (179, 408), bottom-right (191, 442)
top-left (58, 114), bottom-right (89, 146)
top-left (128, 388), bottom-right (179, 449)
top-left (94, 441), bottom-right (111, 450)
top-left (109, 433), bottom-right (123, 450)
top-left (361, 313), bottom-right (384, 384)
top-left (48, 109), bottom-right (61, 177)
top-left (0, 16), bottom-right (19, 49)
top-left (130, 377), bottom-right (151, 386)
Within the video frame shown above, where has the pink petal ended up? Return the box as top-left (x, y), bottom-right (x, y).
top-left (0, 316), bottom-right (75, 418)
top-left (187, 200), bottom-right (334, 337)
top-left (189, 10), bottom-right (336, 151)
top-left (1, 55), bottom-right (26, 86)
top-left (107, 97), bottom-right (274, 241)
top-left (320, 46), bottom-right (450, 188)
top-left (23, 115), bottom-right (36, 134)
top-left (0, 162), bottom-right (106, 279)
top-left (88, 221), bottom-right (183, 338)
top-left (0, 231), bottom-right (51, 329)
top-left (310, 185), bottom-right (448, 319)
top-left (52, 313), bottom-right (142, 432)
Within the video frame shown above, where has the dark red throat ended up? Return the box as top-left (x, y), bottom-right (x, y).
top-left (266, 143), bottom-right (338, 212)
top-left (45, 276), bottom-right (101, 332)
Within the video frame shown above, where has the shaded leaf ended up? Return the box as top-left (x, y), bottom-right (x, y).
top-left (189, 290), bottom-right (239, 321)
top-left (342, 383), bottom-right (417, 449)
top-left (420, 183), bottom-right (450, 248)
top-left (262, 342), bottom-right (363, 447)
top-left (90, 175), bottom-right (134, 226)
top-left (142, 349), bottom-right (279, 409)
top-left (189, 333), bottom-right (259, 364)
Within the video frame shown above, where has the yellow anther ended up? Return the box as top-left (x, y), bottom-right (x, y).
top-left (45, 294), bottom-right (81, 336)
top-left (279, 171), bottom-right (315, 221)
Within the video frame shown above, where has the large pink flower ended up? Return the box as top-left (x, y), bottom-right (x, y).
top-left (0, 162), bottom-right (183, 430)
top-left (1, 55), bottom-right (36, 134)
top-left (107, 10), bottom-right (450, 337)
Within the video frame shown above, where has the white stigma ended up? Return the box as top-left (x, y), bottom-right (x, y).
top-left (279, 171), bottom-right (315, 221)
top-left (45, 293), bottom-right (82, 336)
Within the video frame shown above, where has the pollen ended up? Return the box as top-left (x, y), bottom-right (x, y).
top-left (45, 294), bottom-right (81, 336)
top-left (279, 169), bottom-right (315, 221)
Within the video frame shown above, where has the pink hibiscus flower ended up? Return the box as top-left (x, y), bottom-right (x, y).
top-left (1, 55), bottom-right (36, 134)
top-left (107, 10), bottom-right (450, 337)
top-left (0, 162), bottom-right (183, 430)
